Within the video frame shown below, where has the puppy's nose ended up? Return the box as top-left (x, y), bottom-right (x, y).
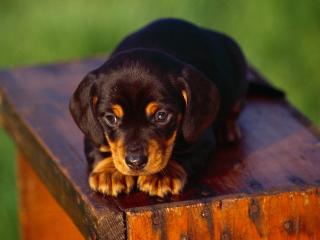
top-left (125, 154), bottom-right (148, 170)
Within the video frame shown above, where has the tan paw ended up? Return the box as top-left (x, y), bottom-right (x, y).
top-left (137, 161), bottom-right (187, 197)
top-left (89, 158), bottom-right (135, 196)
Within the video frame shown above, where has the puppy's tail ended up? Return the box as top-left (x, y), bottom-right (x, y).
top-left (247, 68), bottom-right (285, 98)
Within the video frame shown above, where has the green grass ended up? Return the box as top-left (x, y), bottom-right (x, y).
top-left (0, 0), bottom-right (319, 238)
top-left (0, 129), bottom-right (17, 239)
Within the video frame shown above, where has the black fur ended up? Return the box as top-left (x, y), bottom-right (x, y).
top-left (70, 18), bottom-right (250, 178)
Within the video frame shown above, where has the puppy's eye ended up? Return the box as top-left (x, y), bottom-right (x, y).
top-left (103, 113), bottom-right (119, 127)
top-left (154, 110), bottom-right (171, 124)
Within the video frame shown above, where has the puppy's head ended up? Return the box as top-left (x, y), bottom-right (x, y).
top-left (70, 49), bottom-right (219, 176)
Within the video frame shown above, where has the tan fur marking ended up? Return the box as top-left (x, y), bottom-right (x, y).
top-left (146, 130), bottom-right (177, 175)
top-left (92, 96), bottom-right (98, 107)
top-left (112, 104), bottom-right (124, 118)
top-left (147, 139), bottom-right (163, 172)
top-left (89, 157), bottom-right (135, 196)
top-left (137, 161), bottom-right (187, 197)
top-left (105, 135), bottom-right (129, 174)
top-left (145, 102), bottom-right (159, 117)
top-left (181, 90), bottom-right (188, 106)
top-left (165, 130), bottom-right (178, 148)
top-left (99, 145), bottom-right (110, 152)
top-left (105, 130), bottom-right (178, 177)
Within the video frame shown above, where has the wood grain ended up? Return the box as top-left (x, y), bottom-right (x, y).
top-left (0, 58), bottom-right (126, 240)
top-left (0, 56), bottom-right (319, 239)
top-left (127, 188), bottom-right (320, 239)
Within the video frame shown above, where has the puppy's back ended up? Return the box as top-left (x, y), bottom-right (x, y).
top-left (112, 18), bottom-right (248, 116)
top-left (112, 18), bottom-right (221, 70)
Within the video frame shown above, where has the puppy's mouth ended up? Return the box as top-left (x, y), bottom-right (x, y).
top-left (107, 132), bottom-right (177, 176)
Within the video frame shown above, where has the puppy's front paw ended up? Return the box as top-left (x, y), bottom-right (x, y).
top-left (89, 157), bottom-right (135, 196)
top-left (137, 161), bottom-right (187, 197)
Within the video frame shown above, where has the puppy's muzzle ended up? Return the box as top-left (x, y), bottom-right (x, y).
top-left (125, 145), bottom-right (148, 170)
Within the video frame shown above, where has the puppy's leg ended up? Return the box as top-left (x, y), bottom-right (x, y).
top-left (215, 100), bottom-right (244, 145)
top-left (89, 157), bottom-right (136, 196)
top-left (137, 161), bottom-right (187, 197)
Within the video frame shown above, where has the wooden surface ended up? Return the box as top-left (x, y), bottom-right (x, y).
top-left (18, 153), bottom-right (83, 240)
top-left (0, 56), bottom-right (320, 239)
top-left (127, 188), bottom-right (320, 239)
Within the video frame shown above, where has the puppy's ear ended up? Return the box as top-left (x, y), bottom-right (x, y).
top-left (69, 73), bottom-right (105, 147)
top-left (176, 65), bottom-right (220, 142)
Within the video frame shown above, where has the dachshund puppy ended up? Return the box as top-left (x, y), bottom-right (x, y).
top-left (70, 18), bottom-right (249, 197)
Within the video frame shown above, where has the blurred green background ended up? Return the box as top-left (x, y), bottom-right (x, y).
top-left (0, 0), bottom-right (319, 238)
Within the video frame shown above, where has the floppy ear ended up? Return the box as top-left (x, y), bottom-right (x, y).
top-left (176, 65), bottom-right (220, 142)
top-left (69, 73), bottom-right (105, 147)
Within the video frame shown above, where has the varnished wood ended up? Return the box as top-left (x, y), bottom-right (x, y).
top-left (0, 58), bottom-right (126, 240)
top-left (18, 153), bottom-right (83, 240)
top-left (127, 188), bottom-right (320, 239)
top-left (0, 56), bottom-right (319, 239)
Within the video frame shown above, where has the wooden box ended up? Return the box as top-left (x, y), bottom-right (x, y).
top-left (0, 57), bottom-right (320, 239)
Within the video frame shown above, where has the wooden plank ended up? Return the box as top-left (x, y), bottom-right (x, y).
top-left (126, 188), bottom-right (320, 239)
top-left (0, 58), bottom-right (126, 240)
top-left (0, 56), bottom-right (319, 239)
top-left (18, 153), bottom-right (83, 240)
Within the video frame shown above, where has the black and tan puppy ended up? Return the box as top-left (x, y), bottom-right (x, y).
top-left (70, 18), bottom-right (250, 197)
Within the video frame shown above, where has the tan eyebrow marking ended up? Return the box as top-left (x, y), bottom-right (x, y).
top-left (99, 145), bottom-right (110, 152)
top-left (112, 104), bottom-right (124, 118)
top-left (181, 90), bottom-right (188, 106)
top-left (145, 102), bottom-right (159, 116)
